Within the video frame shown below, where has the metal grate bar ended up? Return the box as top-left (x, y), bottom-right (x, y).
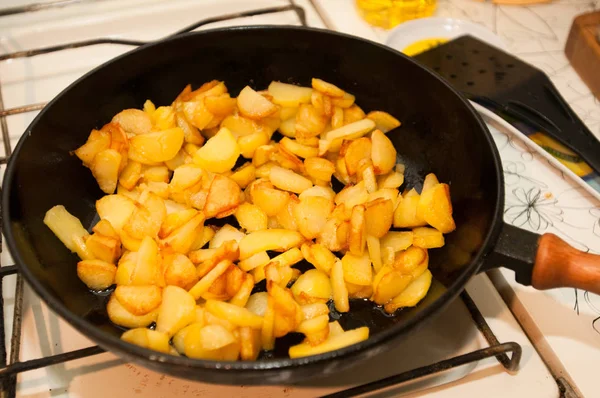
top-left (0, 346), bottom-right (104, 377)
top-left (0, 267), bottom-right (17, 278)
top-left (460, 290), bottom-right (520, 370)
top-left (0, 4), bottom-right (307, 61)
top-left (0, 0), bottom-right (106, 17)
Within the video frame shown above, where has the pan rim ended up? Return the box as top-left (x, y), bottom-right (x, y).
top-left (1, 25), bottom-right (505, 376)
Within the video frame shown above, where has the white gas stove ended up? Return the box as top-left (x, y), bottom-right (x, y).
top-left (0, 0), bottom-right (598, 397)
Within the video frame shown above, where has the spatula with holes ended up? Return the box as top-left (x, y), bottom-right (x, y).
top-left (414, 35), bottom-right (600, 174)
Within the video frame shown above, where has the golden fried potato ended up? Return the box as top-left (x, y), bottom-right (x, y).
top-left (115, 285), bottom-right (162, 316)
top-left (268, 81), bottom-right (313, 107)
top-left (291, 269), bottom-right (332, 304)
top-left (77, 259), bottom-right (117, 290)
top-left (294, 196), bottom-right (333, 240)
top-left (130, 127), bottom-right (184, 163)
top-left (367, 111), bottom-right (401, 133)
top-left (107, 294), bottom-right (158, 329)
top-left (371, 129), bottom-right (397, 175)
top-left (112, 109), bottom-right (152, 136)
top-left (341, 252), bottom-right (372, 286)
top-left (289, 326), bottom-right (369, 359)
top-left (155, 285), bottom-right (196, 336)
top-left (193, 127), bottom-right (240, 173)
top-left (417, 183), bottom-right (456, 233)
top-left (237, 86), bottom-right (278, 120)
top-left (312, 78), bottom-right (345, 98)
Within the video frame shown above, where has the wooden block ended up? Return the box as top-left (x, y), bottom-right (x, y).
top-left (565, 11), bottom-right (600, 101)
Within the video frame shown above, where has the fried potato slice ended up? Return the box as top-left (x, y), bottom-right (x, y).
top-left (237, 86), bottom-right (278, 120)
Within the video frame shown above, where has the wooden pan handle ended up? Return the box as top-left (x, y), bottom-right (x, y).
top-left (531, 233), bottom-right (600, 295)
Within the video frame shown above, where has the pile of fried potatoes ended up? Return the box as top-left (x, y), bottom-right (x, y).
top-left (44, 78), bottom-right (455, 361)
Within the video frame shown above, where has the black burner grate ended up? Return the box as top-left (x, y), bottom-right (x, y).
top-left (0, 2), bottom-right (521, 397)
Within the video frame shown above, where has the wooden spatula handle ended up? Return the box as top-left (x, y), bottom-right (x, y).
top-left (531, 233), bottom-right (600, 294)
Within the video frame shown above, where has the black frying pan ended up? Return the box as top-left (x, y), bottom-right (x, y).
top-left (3, 26), bottom-right (600, 385)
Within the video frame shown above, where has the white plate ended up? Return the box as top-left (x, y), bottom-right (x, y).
top-left (385, 17), bottom-right (506, 54)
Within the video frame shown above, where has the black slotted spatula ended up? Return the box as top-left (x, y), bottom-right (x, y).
top-left (413, 35), bottom-right (600, 174)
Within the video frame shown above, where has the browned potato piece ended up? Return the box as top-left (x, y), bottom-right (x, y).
top-left (304, 157), bottom-right (335, 182)
top-left (301, 243), bottom-right (336, 276)
top-left (143, 165), bottom-right (170, 183)
top-left (341, 252), bottom-right (372, 286)
top-left (251, 185), bottom-right (289, 217)
top-left (342, 105), bottom-right (366, 126)
top-left (393, 189), bottom-right (427, 228)
top-left (162, 252), bottom-right (198, 289)
top-left (152, 106), bottom-right (177, 130)
top-left (367, 111), bottom-right (401, 133)
top-left (91, 148), bottom-right (121, 194)
top-left (371, 129), bottom-right (397, 175)
top-left (92, 219), bottom-right (118, 239)
top-left (205, 93), bottom-right (237, 116)
top-left (107, 294), bottom-right (158, 329)
top-left (280, 137), bottom-right (319, 159)
top-left (204, 174), bottom-right (241, 219)
top-left (77, 259), bottom-right (117, 290)
top-left (294, 196), bottom-right (334, 240)
top-left (295, 104), bottom-right (328, 138)
top-left (381, 231), bottom-right (414, 253)
top-left (291, 269), bottom-right (332, 304)
top-left (161, 213), bottom-right (205, 254)
top-left (332, 92), bottom-right (356, 108)
top-left (239, 326), bottom-right (262, 361)
top-left (235, 202), bottom-right (268, 232)
top-left (270, 166), bottom-right (313, 194)
top-left (239, 229), bottom-right (304, 260)
top-left (417, 183), bottom-right (456, 233)
top-left (343, 137), bottom-right (371, 177)
top-left (230, 162), bottom-right (256, 189)
top-left (156, 285), bottom-right (196, 336)
top-left (331, 260), bottom-right (349, 313)
top-left (112, 109), bottom-right (152, 135)
top-left (335, 181), bottom-right (369, 209)
top-left (394, 246), bottom-right (428, 274)
top-left (385, 270), bottom-right (432, 312)
top-left (348, 205), bottom-right (366, 256)
top-left (193, 127), bottom-right (240, 174)
top-left (312, 78), bottom-right (345, 98)
top-left (160, 208), bottom-right (197, 239)
top-left (115, 285), bottom-right (162, 316)
top-left (289, 326), bottom-right (369, 358)
top-left (206, 299), bottom-right (264, 329)
top-left (74, 129), bottom-right (111, 166)
top-left (119, 160), bottom-right (142, 191)
top-left (170, 164), bottom-right (204, 191)
top-left (413, 227), bottom-right (445, 249)
top-left (364, 198), bottom-right (394, 238)
top-left (366, 235), bottom-right (382, 273)
top-left (129, 127), bottom-right (184, 163)
top-left (121, 328), bottom-right (170, 354)
top-left (238, 131), bottom-right (270, 159)
top-left (372, 268), bottom-right (413, 305)
top-left (268, 81), bottom-right (313, 108)
top-left (237, 86), bottom-right (278, 120)
top-left (85, 234), bottom-right (121, 263)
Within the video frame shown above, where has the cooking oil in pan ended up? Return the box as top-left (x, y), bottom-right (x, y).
top-left (355, 0), bottom-right (437, 29)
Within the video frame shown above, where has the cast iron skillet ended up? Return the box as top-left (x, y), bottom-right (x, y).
top-left (3, 26), bottom-right (600, 385)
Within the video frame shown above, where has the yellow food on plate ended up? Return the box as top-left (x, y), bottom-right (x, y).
top-left (45, 78), bottom-right (456, 361)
